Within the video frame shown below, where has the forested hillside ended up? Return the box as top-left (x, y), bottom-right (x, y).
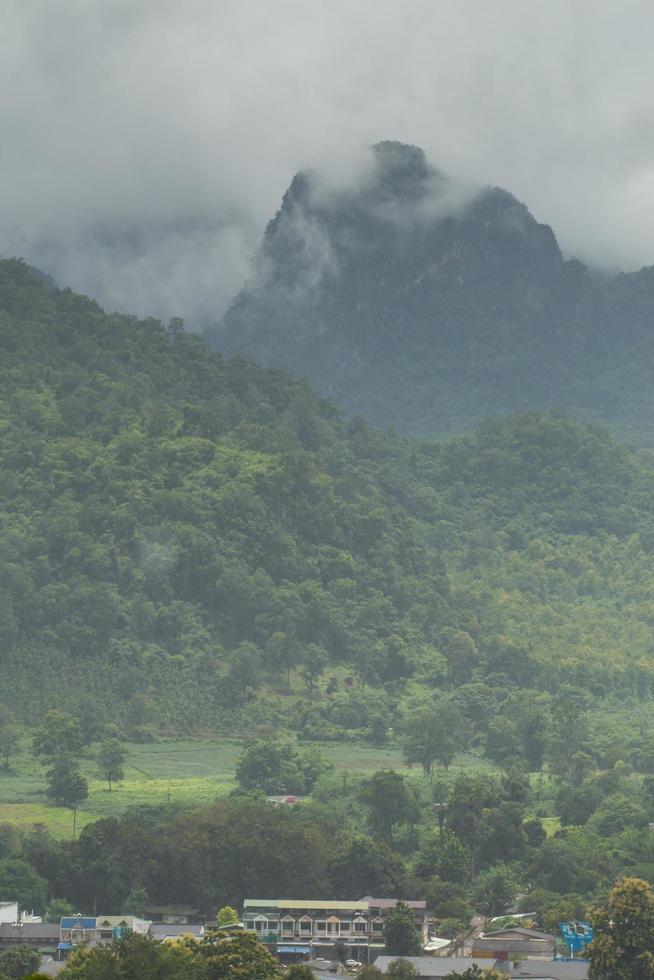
top-left (214, 141), bottom-right (654, 442)
top-left (4, 257), bottom-right (654, 747)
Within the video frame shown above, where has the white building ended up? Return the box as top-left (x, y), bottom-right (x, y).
top-left (0, 904), bottom-right (18, 925)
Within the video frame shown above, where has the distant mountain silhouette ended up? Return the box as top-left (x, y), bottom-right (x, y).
top-left (209, 141), bottom-right (654, 442)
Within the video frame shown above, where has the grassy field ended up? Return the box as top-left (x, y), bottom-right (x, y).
top-left (541, 816), bottom-right (562, 837)
top-left (0, 734), bottom-right (502, 837)
top-left (0, 736), bottom-right (243, 836)
top-left (0, 736), bottom-right (407, 837)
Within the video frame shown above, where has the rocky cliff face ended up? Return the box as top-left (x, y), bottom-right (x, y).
top-left (210, 142), bottom-right (654, 441)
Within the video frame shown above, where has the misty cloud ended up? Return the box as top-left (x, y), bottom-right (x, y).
top-left (2, 0), bottom-right (654, 324)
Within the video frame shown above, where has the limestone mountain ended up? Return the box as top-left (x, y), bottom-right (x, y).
top-left (212, 141), bottom-right (654, 442)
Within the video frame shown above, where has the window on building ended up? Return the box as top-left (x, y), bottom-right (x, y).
top-left (281, 918), bottom-right (295, 933)
top-left (354, 920), bottom-right (367, 934)
top-left (316, 921), bottom-right (327, 932)
top-left (299, 919), bottom-right (312, 932)
top-left (340, 922), bottom-right (351, 932)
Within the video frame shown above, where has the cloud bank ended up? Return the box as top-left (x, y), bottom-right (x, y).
top-left (2, 0), bottom-right (654, 323)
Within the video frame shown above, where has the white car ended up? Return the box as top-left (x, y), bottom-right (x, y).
top-left (345, 960), bottom-right (362, 968)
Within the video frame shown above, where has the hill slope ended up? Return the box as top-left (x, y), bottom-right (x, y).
top-left (4, 259), bottom-right (654, 736)
top-left (213, 141), bottom-right (654, 442)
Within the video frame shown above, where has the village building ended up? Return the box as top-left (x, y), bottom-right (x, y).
top-left (242, 897), bottom-right (428, 960)
top-left (0, 901), bottom-right (41, 925)
top-left (58, 915), bottom-right (99, 953)
top-left (143, 904), bottom-right (201, 925)
top-left (0, 921), bottom-right (60, 954)
top-left (472, 926), bottom-right (557, 961)
top-left (94, 915), bottom-right (151, 940)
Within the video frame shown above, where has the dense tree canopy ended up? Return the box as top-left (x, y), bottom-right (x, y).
top-left (383, 903), bottom-right (423, 957)
top-left (7, 258), bottom-right (654, 739)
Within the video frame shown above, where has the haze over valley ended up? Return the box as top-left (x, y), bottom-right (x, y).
top-left (4, 4), bottom-right (654, 978)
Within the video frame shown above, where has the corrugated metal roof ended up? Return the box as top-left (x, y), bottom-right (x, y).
top-left (244, 899), bottom-right (369, 911)
top-left (483, 926), bottom-right (555, 940)
top-left (374, 956), bottom-right (498, 977)
top-left (0, 923), bottom-right (59, 937)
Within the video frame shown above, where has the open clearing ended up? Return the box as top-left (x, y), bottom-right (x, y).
top-left (0, 736), bottom-right (499, 837)
top-left (0, 736), bottom-right (406, 836)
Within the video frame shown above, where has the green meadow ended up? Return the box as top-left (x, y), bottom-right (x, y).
top-left (0, 736), bottom-right (405, 837)
top-left (0, 737), bottom-right (242, 836)
top-left (0, 733), bottom-right (506, 838)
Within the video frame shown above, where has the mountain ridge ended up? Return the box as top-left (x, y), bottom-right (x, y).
top-left (211, 141), bottom-right (654, 442)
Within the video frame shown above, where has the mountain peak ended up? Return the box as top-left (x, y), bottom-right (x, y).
top-left (369, 140), bottom-right (437, 193)
top-left (208, 144), bottom-right (654, 438)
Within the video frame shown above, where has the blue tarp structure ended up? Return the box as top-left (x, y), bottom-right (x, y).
top-left (560, 920), bottom-right (593, 953)
top-left (277, 945), bottom-right (311, 954)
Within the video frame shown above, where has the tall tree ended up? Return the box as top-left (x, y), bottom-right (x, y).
top-left (330, 836), bottom-right (407, 897)
top-left (359, 772), bottom-right (419, 845)
top-left (33, 711), bottom-right (84, 763)
top-left (333, 940), bottom-right (348, 969)
top-left (403, 703), bottom-right (463, 780)
top-left (383, 902), bottom-right (422, 957)
top-left (45, 755), bottom-right (88, 833)
top-left (97, 738), bottom-right (128, 791)
top-left (0, 725), bottom-right (19, 770)
top-left (216, 906), bottom-right (239, 927)
top-left (300, 643), bottom-right (329, 692)
top-left (587, 877), bottom-right (654, 979)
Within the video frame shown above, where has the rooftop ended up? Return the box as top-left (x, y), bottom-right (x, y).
top-left (143, 905), bottom-right (200, 915)
top-left (483, 926), bottom-right (555, 941)
top-left (363, 897), bottom-right (427, 910)
top-left (60, 917), bottom-right (96, 930)
top-left (0, 922), bottom-right (60, 938)
top-left (374, 956), bottom-right (497, 977)
top-left (150, 923), bottom-right (204, 939)
top-left (497, 963), bottom-right (589, 979)
top-left (244, 899), bottom-right (369, 911)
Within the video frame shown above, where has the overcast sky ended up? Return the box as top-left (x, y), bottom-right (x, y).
top-left (2, 0), bottom-right (654, 323)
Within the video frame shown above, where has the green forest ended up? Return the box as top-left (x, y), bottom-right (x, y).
top-left (4, 257), bottom-right (654, 731)
top-left (4, 257), bottom-right (654, 926)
